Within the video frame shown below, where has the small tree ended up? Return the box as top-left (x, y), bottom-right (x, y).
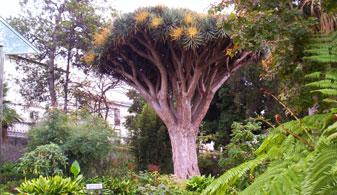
top-left (88, 6), bottom-right (259, 178)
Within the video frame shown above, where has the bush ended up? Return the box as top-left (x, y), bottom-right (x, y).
top-left (0, 161), bottom-right (23, 183)
top-left (87, 176), bottom-right (137, 195)
top-left (16, 175), bottom-right (84, 195)
top-left (186, 175), bottom-right (214, 193)
top-left (17, 143), bottom-right (68, 177)
top-left (28, 110), bottom-right (115, 175)
top-left (218, 118), bottom-right (266, 169)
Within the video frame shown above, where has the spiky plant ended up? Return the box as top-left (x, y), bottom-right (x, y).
top-left (86, 6), bottom-right (259, 178)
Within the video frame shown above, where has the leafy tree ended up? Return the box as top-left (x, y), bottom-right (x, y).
top-left (128, 103), bottom-right (172, 173)
top-left (8, 0), bottom-right (111, 110)
top-left (210, 0), bottom-right (336, 114)
top-left (88, 6), bottom-right (259, 178)
top-left (28, 110), bottom-right (114, 175)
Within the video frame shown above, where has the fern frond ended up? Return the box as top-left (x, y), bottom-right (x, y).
top-left (201, 154), bottom-right (268, 195)
top-left (305, 71), bottom-right (322, 79)
top-left (312, 89), bottom-right (337, 96)
top-left (325, 72), bottom-right (337, 80)
top-left (240, 160), bottom-right (303, 195)
top-left (306, 80), bottom-right (337, 89)
top-left (302, 143), bottom-right (337, 195)
top-left (323, 98), bottom-right (337, 104)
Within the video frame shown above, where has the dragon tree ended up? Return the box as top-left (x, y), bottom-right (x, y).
top-left (86, 6), bottom-right (259, 179)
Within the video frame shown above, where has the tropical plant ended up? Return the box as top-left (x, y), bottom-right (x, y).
top-left (88, 5), bottom-right (259, 179)
top-left (305, 31), bottom-right (337, 109)
top-left (17, 143), bottom-right (68, 177)
top-left (16, 175), bottom-right (84, 195)
top-left (202, 103), bottom-right (337, 194)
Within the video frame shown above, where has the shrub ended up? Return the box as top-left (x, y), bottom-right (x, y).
top-left (17, 143), bottom-right (68, 177)
top-left (16, 175), bottom-right (84, 195)
top-left (87, 176), bottom-right (137, 195)
top-left (0, 161), bottom-right (23, 183)
top-left (28, 110), bottom-right (115, 175)
top-left (186, 175), bottom-right (214, 193)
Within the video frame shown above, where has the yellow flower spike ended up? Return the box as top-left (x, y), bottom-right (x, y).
top-left (23, 170), bottom-right (26, 175)
top-left (30, 168), bottom-right (32, 173)
top-left (186, 26), bottom-right (199, 38)
top-left (93, 28), bottom-right (110, 47)
top-left (34, 169), bottom-right (37, 174)
top-left (184, 13), bottom-right (194, 24)
top-left (226, 49), bottom-right (232, 56)
top-left (134, 11), bottom-right (149, 24)
top-left (84, 52), bottom-right (95, 65)
top-left (170, 27), bottom-right (183, 40)
top-left (150, 16), bottom-right (163, 28)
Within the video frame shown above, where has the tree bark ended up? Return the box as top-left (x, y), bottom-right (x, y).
top-left (64, 48), bottom-right (72, 112)
top-left (168, 124), bottom-right (200, 179)
top-left (47, 54), bottom-right (57, 108)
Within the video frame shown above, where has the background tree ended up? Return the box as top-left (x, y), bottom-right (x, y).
top-left (203, 65), bottom-right (284, 146)
top-left (8, 0), bottom-right (112, 110)
top-left (209, 0), bottom-right (336, 115)
top-left (127, 103), bottom-right (172, 173)
top-left (88, 6), bottom-right (259, 178)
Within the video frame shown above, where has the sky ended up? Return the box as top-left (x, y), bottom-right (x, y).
top-left (0, 0), bottom-right (218, 18)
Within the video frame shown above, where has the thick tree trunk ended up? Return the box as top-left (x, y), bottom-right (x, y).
top-left (168, 124), bottom-right (200, 179)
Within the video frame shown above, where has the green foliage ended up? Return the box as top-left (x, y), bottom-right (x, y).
top-left (70, 160), bottom-right (81, 177)
top-left (17, 143), bottom-right (68, 177)
top-left (186, 175), bottom-right (214, 193)
top-left (202, 65), bottom-right (283, 147)
top-left (2, 84), bottom-right (22, 141)
top-left (304, 31), bottom-right (337, 109)
top-left (202, 109), bottom-right (337, 194)
top-left (16, 175), bottom-right (84, 195)
top-left (210, 0), bottom-right (327, 114)
top-left (28, 110), bottom-right (114, 175)
top-left (127, 103), bottom-right (172, 173)
top-left (8, 0), bottom-right (111, 106)
top-left (87, 176), bottom-right (137, 195)
top-left (0, 161), bottom-right (23, 184)
top-left (218, 119), bottom-right (266, 169)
